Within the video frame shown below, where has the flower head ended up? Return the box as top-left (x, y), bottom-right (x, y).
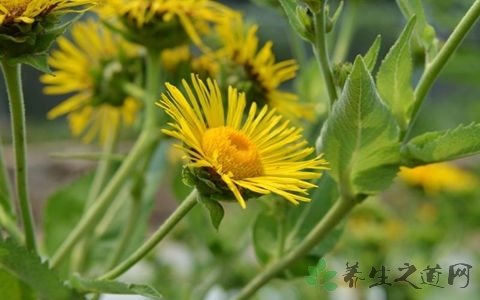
top-left (209, 16), bottom-right (313, 122)
top-left (0, 0), bottom-right (96, 63)
top-left (98, 0), bottom-right (238, 51)
top-left (398, 162), bottom-right (478, 195)
top-left (40, 18), bottom-right (143, 143)
top-left (159, 74), bottom-right (328, 208)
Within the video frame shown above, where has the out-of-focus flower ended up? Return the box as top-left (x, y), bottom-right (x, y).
top-left (0, 0), bottom-right (96, 62)
top-left (208, 16), bottom-right (313, 122)
top-left (398, 162), bottom-right (478, 195)
top-left (40, 19), bottom-right (143, 143)
top-left (98, 0), bottom-right (238, 51)
top-left (158, 74), bottom-right (328, 209)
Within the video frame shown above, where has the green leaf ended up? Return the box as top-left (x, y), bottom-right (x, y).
top-left (363, 35), bottom-right (381, 72)
top-left (308, 266), bottom-right (319, 277)
top-left (70, 275), bottom-right (162, 298)
top-left (376, 16), bottom-right (416, 130)
top-left (322, 270), bottom-right (337, 280)
top-left (252, 211), bottom-right (278, 265)
top-left (304, 276), bottom-right (318, 286)
top-left (198, 195), bottom-right (225, 230)
top-left (0, 238), bottom-right (81, 300)
top-left (278, 0), bottom-right (313, 41)
top-left (317, 258), bottom-right (327, 272)
top-left (323, 281), bottom-right (339, 291)
top-left (404, 123), bottom-right (480, 164)
top-left (317, 56), bottom-right (401, 198)
top-left (0, 268), bottom-right (36, 300)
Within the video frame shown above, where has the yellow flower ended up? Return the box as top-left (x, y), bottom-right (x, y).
top-left (210, 16), bottom-right (313, 122)
top-left (98, 0), bottom-right (238, 50)
top-left (158, 74), bottom-right (328, 209)
top-left (398, 162), bottom-right (478, 195)
top-left (0, 0), bottom-right (95, 25)
top-left (40, 18), bottom-right (143, 143)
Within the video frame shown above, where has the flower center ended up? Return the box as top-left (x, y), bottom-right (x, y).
top-left (202, 126), bottom-right (263, 179)
top-left (0, 0), bottom-right (29, 16)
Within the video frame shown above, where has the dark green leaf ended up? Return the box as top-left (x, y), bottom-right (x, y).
top-left (322, 270), bottom-right (337, 280)
top-left (376, 16), bottom-right (416, 130)
top-left (317, 56), bottom-right (401, 198)
top-left (363, 35), bottom-right (381, 72)
top-left (198, 196), bottom-right (225, 230)
top-left (317, 258), bottom-right (327, 272)
top-left (323, 281), bottom-right (339, 291)
top-left (70, 275), bottom-right (162, 298)
top-left (308, 266), bottom-right (318, 277)
top-left (0, 238), bottom-right (81, 300)
top-left (304, 276), bottom-right (318, 286)
top-left (404, 123), bottom-right (480, 164)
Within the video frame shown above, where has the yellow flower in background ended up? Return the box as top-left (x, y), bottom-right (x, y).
top-left (0, 0), bottom-right (95, 25)
top-left (41, 18), bottom-right (143, 143)
top-left (210, 16), bottom-right (313, 122)
top-left (398, 162), bottom-right (478, 195)
top-left (159, 74), bottom-right (328, 209)
top-left (98, 0), bottom-right (238, 50)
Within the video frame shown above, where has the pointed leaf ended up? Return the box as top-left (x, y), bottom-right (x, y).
top-left (323, 281), bottom-right (339, 291)
top-left (198, 196), bottom-right (225, 230)
top-left (70, 275), bottom-right (162, 298)
top-left (308, 266), bottom-right (319, 277)
top-left (376, 16), bottom-right (416, 130)
top-left (278, 0), bottom-right (312, 41)
top-left (317, 258), bottom-right (327, 272)
top-left (322, 270), bottom-right (337, 280)
top-left (0, 238), bottom-right (81, 299)
top-left (317, 56), bottom-right (401, 197)
top-left (0, 269), bottom-right (36, 300)
top-left (304, 276), bottom-right (318, 286)
top-left (404, 123), bottom-right (480, 164)
top-left (363, 35), bottom-right (381, 72)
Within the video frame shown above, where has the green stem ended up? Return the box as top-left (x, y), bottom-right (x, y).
top-left (70, 124), bottom-right (120, 273)
top-left (0, 133), bottom-right (14, 215)
top-left (312, 6), bottom-right (338, 109)
top-left (0, 61), bottom-right (36, 252)
top-left (332, 0), bottom-right (360, 63)
top-left (404, 0), bottom-right (480, 143)
top-left (0, 206), bottom-right (23, 243)
top-left (100, 189), bottom-right (198, 280)
top-left (50, 130), bottom-right (158, 268)
top-left (233, 196), bottom-right (354, 300)
top-left (145, 49), bottom-right (162, 131)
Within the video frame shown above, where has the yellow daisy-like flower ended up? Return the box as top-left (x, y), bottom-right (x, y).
top-left (398, 162), bottom-right (478, 195)
top-left (98, 0), bottom-right (238, 50)
top-left (40, 18), bottom-right (143, 143)
top-left (211, 16), bottom-right (313, 121)
top-left (0, 0), bottom-right (95, 25)
top-left (158, 74), bottom-right (328, 209)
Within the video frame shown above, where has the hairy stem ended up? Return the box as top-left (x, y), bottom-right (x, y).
top-left (1, 61), bottom-right (36, 252)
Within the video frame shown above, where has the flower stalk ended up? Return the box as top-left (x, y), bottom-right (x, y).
top-left (0, 60), bottom-right (36, 252)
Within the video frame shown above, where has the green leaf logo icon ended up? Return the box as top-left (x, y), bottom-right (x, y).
top-left (304, 258), bottom-right (338, 292)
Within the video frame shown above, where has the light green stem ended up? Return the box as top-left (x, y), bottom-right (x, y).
top-left (50, 130), bottom-right (157, 268)
top-left (0, 133), bottom-right (14, 215)
top-left (1, 61), bottom-right (36, 252)
top-left (312, 5), bottom-right (339, 109)
top-left (404, 0), bottom-right (480, 142)
top-left (0, 206), bottom-right (23, 243)
top-left (233, 196), bottom-right (354, 300)
top-left (100, 189), bottom-right (198, 280)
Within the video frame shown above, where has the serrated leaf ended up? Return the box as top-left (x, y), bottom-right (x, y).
top-left (70, 275), bottom-right (162, 298)
top-left (304, 276), bottom-right (318, 286)
top-left (323, 281), bottom-right (339, 291)
top-left (376, 16), bottom-right (416, 131)
top-left (278, 0), bottom-right (312, 41)
top-left (198, 196), bottom-right (224, 230)
top-left (363, 35), bottom-right (381, 72)
top-left (317, 56), bottom-right (401, 198)
top-left (322, 270), bottom-right (337, 280)
top-left (0, 238), bottom-right (81, 300)
top-left (308, 266), bottom-right (319, 277)
top-left (317, 258), bottom-right (327, 272)
top-left (404, 123), bottom-right (480, 164)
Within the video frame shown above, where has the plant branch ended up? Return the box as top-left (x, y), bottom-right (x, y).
top-left (1, 61), bottom-right (36, 252)
top-left (233, 196), bottom-right (354, 300)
